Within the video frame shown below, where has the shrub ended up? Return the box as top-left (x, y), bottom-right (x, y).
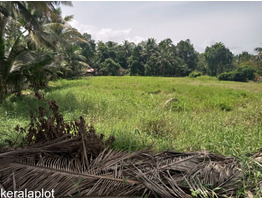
top-left (189, 71), bottom-right (201, 78)
top-left (238, 66), bottom-right (256, 80)
top-left (218, 66), bottom-right (256, 82)
top-left (218, 72), bottom-right (234, 81)
top-left (100, 58), bottom-right (121, 76)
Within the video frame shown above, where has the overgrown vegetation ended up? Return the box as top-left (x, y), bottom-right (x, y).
top-left (0, 91), bottom-right (260, 197)
top-left (189, 71), bottom-right (201, 78)
top-left (1, 76), bottom-right (261, 155)
top-left (218, 66), bottom-right (256, 82)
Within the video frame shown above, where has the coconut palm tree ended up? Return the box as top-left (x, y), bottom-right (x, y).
top-left (59, 44), bottom-right (89, 78)
top-left (0, 1), bottom-right (73, 99)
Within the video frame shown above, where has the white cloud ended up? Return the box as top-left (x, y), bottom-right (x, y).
top-left (96, 28), bottom-right (131, 42)
top-left (69, 19), bottom-right (144, 44)
top-left (127, 36), bottom-right (146, 44)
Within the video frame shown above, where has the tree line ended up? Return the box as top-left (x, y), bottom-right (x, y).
top-left (84, 37), bottom-right (262, 79)
top-left (1, 1), bottom-right (262, 101)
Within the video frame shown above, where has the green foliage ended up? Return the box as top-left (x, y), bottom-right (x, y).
top-left (100, 58), bottom-right (121, 76)
top-left (176, 39), bottom-right (198, 73)
top-left (189, 71), bottom-right (201, 78)
top-left (0, 1), bottom-right (74, 99)
top-left (218, 66), bottom-right (256, 82)
top-left (204, 42), bottom-right (234, 76)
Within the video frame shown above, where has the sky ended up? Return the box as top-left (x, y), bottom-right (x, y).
top-left (61, 1), bottom-right (262, 55)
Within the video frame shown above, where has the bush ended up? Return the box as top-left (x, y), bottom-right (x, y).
top-left (189, 71), bottom-right (201, 78)
top-left (218, 72), bottom-right (234, 81)
top-left (218, 66), bottom-right (256, 82)
top-left (100, 58), bottom-right (121, 76)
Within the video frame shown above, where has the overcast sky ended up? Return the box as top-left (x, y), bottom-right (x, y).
top-left (61, 1), bottom-right (262, 55)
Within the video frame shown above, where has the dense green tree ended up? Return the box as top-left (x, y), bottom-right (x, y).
top-left (176, 39), bottom-right (198, 75)
top-left (142, 38), bottom-right (159, 62)
top-left (116, 40), bottom-right (135, 69)
top-left (235, 51), bottom-right (253, 64)
top-left (129, 58), bottom-right (144, 76)
top-left (79, 33), bottom-right (96, 67)
top-left (129, 45), bottom-right (145, 76)
top-left (204, 42), bottom-right (234, 76)
top-left (100, 58), bottom-right (121, 76)
top-left (157, 38), bottom-right (178, 76)
top-left (144, 56), bottom-right (159, 76)
top-left (195, 53), bottom-right (207, 74)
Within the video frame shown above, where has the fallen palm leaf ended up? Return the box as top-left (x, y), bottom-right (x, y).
top-left (0, 94), bottom-right (252, 197)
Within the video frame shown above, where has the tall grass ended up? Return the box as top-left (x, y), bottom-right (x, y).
top-left (1, 75), bottom-right (261, 197)
top-left (1, 76), bottom-right (261, 156)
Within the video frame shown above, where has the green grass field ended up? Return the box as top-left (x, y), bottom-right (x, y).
top-left (1, 76), bottom-right (262, 156)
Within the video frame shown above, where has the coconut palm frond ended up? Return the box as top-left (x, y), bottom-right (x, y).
top-left (7, 31), bottom-right (27, 61)
top-left (42, 22), bottom-right (71, 33)
top-left (13, 1), bottom-right (40, 32)
top-left (78, 54), bottom-right (87, 61)
top-left (10, 50), bottom-right (53, 75)
top-left (73, 37), bottom-right (89, 44)
top-left (0, 98), bottom-right (244, 198)
top-left (59, 1), bottom-right (73, 7)
top-left (28, 30), bottom-right (57, 50)
top-left (78, 61), bottom-right (89, 68)
top-left (60, 29), bottom-right (82, 41)
top-left (64, 15), bottom-right (74, 22)
top-left (0, 148), bottom-right (243, 197)
top-left (0, 141), bottom-right (244, 197)
top-left (255, 47), bottom-right (262, 53)
top-left (0, 148), bottom-right (145, 197)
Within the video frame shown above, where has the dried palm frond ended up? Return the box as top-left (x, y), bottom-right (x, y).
top-left (0, 146), bottom-right (243, 197)
top-left (0, 150), bottom-right (146, 197)
top-left (0, 96), bottom-right (245, 197)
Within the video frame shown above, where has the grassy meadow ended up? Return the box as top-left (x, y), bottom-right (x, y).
top-left (0, 76), bottom-right (262, 156)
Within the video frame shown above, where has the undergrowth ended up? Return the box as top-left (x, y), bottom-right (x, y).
top-left (0, 76), bottom-right (261, 196)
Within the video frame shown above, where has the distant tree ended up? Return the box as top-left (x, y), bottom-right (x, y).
top-left (129, 58), bottom-right (145, 76)
top-left (140, 38), bottom-right (159, 62)
top-left (100, 58), bottom-right (121, 76)
top-left (254, 46), bottom-right (262, 75)
top-left (144, 56), bottom-right (159, 76)
top-left (94, 41), bottom-right (119, 70)
top-left (195, 53), bottom-right (207, 74)
top-left (79, 33), bottom-right (96, 67)
top-left (235, 51), bottom-right (253, 64)
top-left (95, 41), bottom-right (109, 65)
top-left (105, 41), bottom-right (118, 61)
top-left (117, 40), bottom-right (135, 69)
top-left (204, 42), bottom-right (234, 76)
top-left (129, 45), bottom-right (145, 76)
top-left (176, 39), bottom-right (198, 75)
top-left (59, 44), bottom-right (88, 78)
top-left (158, 38), bottom-right (175, 76)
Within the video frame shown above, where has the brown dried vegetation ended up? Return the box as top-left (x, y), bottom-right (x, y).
top-left (0, 93), bottom-right (255, 197)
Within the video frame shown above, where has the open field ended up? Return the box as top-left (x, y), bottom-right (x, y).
top-left (0, 76), bottom-right (262, 156)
